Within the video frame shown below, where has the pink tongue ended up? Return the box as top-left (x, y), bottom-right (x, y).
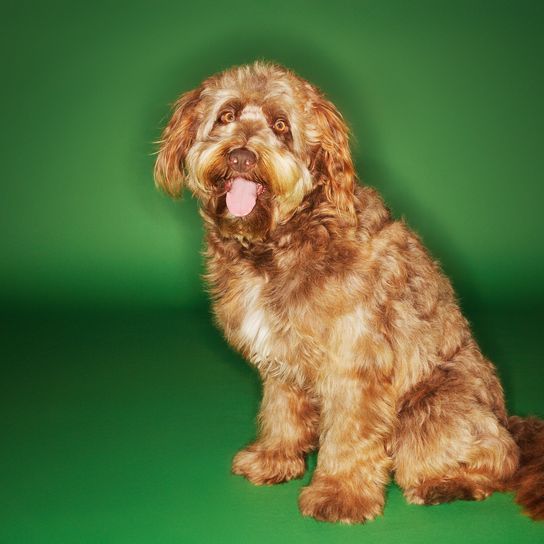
top-left (226, 177), bottom-right (258, 217)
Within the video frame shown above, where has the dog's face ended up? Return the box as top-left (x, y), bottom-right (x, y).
top-left (155, 62), bottom-right (356, 241)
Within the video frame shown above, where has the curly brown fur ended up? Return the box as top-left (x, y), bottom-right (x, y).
top-left (155, 61), bottom-right (543, 523)
top-left (508, 416), bottom-right (544, 520)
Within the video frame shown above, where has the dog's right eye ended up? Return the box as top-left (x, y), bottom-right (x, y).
top-left (219, 110), bottom-right (235, 124)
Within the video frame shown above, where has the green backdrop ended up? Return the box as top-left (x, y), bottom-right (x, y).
top-left (1, 1), bottom-right (543, 543)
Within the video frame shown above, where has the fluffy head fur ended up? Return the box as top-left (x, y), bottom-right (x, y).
top-left (155, 61), bottom-right (544, 523)
top-left (155, 62), bottom-right (355, 242)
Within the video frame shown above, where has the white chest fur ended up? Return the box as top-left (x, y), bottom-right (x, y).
top-left (238, 281), bottom-right (274, 363)
top-left (233, 278), bottom-right (313, 386)
top-left (229, 272), bottom-right (373, 386)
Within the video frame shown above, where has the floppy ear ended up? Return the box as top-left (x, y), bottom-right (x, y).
top-left (309, 92), bottom-right (356, 220)
top-left (154, 87), bottom-right (201, 198)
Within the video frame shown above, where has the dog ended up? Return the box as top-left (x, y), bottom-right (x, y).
top-left (154, 61), bottom-right (544, 523)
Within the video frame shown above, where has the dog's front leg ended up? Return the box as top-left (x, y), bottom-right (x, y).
top-left (232, 375), bottom-right (319, 485)
top-left (299, 364), bottom-right (395, 523)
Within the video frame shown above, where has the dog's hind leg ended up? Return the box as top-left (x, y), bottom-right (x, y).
top-left (392, 349), bottom-right (519, 506)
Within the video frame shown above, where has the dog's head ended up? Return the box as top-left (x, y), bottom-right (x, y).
top-left (155, 62), bottom-right (356, 241)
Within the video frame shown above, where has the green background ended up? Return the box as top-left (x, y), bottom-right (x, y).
top-left (1, 1), bottom-right (543, 542)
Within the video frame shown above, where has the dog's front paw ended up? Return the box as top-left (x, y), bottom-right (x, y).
top-left (298, 474), bottom-right (384, 524)
top-left (232, 444), bottom-right (306, 485)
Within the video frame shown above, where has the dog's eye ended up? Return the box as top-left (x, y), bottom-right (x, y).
top-left (219, 110), bottom-right (235, 124)
top-left (273, 119), bottom-right (289, 134)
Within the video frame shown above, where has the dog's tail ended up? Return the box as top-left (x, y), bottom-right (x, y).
top-left (507, 415), bottom-right (544, 520)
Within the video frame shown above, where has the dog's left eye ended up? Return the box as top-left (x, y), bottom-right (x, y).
top-left (273, 118), bottom-right (289, 134)
top-left (219, 110), bottom-right (235, 124)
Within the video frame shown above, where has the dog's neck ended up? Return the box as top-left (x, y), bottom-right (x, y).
top-left (206, 184), bottom-right (352, 244)
top-left (204, 184), bottom-right (391, 270)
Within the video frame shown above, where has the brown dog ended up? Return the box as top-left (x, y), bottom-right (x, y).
top-left (154, 61), bottom-right (544, 523)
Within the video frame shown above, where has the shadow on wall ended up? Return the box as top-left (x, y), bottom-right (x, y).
top-left (138, 30), bottom-right (483, 312)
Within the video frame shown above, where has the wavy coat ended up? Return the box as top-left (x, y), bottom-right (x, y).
top-left (155, 62), bottom-right (544, 523)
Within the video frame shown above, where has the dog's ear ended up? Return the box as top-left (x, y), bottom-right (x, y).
top-left (154, 87), bottom-right (201, 198)
top-left (308, 91), bottom-right (356, 221)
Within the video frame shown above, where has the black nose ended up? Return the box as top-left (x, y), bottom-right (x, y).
top-left (228, 148), bottom-right (256, 173)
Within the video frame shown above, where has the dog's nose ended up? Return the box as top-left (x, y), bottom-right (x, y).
top-left (228, 148), bottom-right (256, 173)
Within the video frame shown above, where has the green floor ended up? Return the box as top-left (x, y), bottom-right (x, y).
top-left (1, 303), bottom-right (543, 543)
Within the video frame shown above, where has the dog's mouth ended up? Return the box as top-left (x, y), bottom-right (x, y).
top-left (224, 176), bottom-right (266, 217)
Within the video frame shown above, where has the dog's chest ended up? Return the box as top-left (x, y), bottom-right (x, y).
top-left (238, 281), bottom-right (274, 360)
top-left (223, 275), bottom-right (322, 385)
